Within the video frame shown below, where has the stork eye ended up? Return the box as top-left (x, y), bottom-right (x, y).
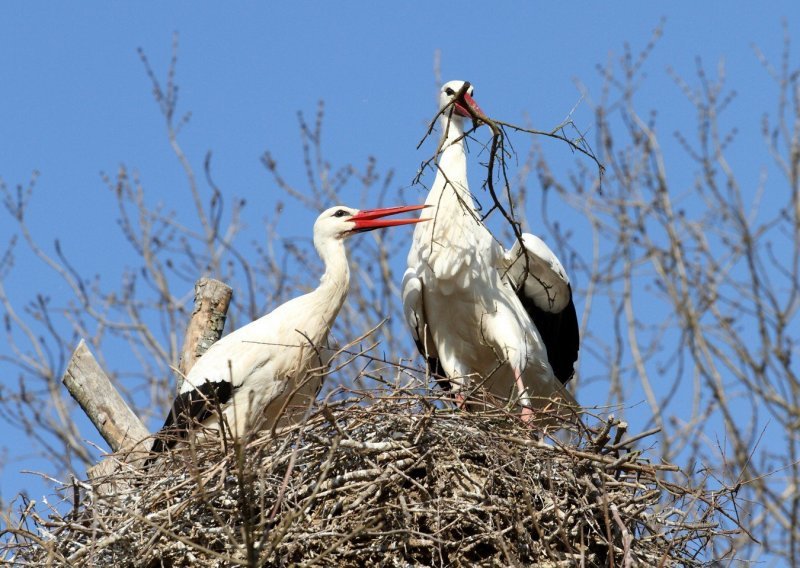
top-left (333, 209), bottom-right (350, 218)
top-left (444, 87), bottom-right (455, 96)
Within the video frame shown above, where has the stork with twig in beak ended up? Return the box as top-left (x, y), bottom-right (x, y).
top-left (403, 80), bottom-right (579, 423)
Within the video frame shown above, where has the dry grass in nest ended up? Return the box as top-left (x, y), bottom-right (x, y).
top-left (2, 390), bottom-right (742, 567)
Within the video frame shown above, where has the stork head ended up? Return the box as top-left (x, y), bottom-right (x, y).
top-left (439, 80), bottom-right (483, 120)
top-left (314, 204), bottom-right (431, 244)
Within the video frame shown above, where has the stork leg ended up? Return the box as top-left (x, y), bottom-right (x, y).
top-left (447, 369), bottom-right (469, 410)
top-left (514, 368), bottom-right (535, 423)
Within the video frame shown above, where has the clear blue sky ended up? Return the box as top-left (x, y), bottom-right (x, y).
top-left (1, 1), bottom-right (798, 536)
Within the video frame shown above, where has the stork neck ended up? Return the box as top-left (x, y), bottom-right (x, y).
top-left (427, 115), bottom-right (472, 210)
top-left (438, 114), bottom-right (468, 162)
top-left (313, 237), bottom-right (351, 325)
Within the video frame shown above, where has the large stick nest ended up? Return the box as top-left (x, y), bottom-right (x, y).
top-left (4, 391), bottom-right (739, 567)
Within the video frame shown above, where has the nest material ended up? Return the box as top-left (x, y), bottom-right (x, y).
top-left (4, 392), bottom-right (737, 567)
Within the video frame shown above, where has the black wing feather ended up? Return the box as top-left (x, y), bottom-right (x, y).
top-left (150, 380), bottom-right (233, 454)
top-left (516, 285), bottom-right (580, 385)
top-left (407, 274), bottom-right (449, 390)
top-left (412, 336), bottom-right (449, 390)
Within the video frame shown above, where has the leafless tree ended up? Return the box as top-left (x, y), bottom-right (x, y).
top-left (1, 24), bottom-right (798, 564)
top-left (527, 22), bottom-right (799, 563)
top-left (0, 36), bottom-right (413, 486)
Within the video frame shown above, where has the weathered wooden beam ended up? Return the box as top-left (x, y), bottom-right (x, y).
top-left (62, 339), bottom-right (150, 453)
top-left (65, 278), bottom-right (233, 490)
top-left (177, 277), bottom-right (233, 389)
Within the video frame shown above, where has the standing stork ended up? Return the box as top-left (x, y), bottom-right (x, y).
top-left (150, 204), bottom-right (429, 454)
top-left (402, 80), bottom-right (579, 421)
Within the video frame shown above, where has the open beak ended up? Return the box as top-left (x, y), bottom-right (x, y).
top-left (350, 204), bottom-right (431, 233)
top-left (454, 91), bottom-right (483, 119)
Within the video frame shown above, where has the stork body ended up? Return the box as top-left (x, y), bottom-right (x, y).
top-left (151, 204), bottom-right (428, 453)
top-left (403, 81), bottom-right (579, 419)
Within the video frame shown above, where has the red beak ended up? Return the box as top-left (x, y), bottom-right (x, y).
top-left (350, 204), bottom-right (431, 232)
top-left (454, 92), bottom-right (483, 118)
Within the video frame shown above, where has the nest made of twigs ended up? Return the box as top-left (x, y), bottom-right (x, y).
top-left (4, 390), bottom-right (740, 567)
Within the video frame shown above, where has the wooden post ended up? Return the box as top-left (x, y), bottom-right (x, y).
top-left (62, 340), bottom-right (150, 453)
top-left (62, 278), bottom-right (233, 490)
top-left (177, 277), bottom-right (233, 389)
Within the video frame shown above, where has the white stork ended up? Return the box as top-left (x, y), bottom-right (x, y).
top-left (402, 80), bottom-right (579, 421)
top-left (150, 204), bottom-right (429, 453)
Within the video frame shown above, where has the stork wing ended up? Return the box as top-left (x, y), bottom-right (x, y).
top-left (401, 268), bottom-right (448, 389)
top-left (503, 234), bottom-right (579, 385)
top-left (150, 380), bottom-right (234, 453)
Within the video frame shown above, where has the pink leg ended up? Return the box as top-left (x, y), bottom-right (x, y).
top-left (521, 406), bottom-right (534, 423)
top-left (515, 369), bottom-right (534, 424)
top-left (454, 392), bottom-right (467, 409)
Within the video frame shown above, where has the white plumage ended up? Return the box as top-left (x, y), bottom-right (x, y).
top-left (403, 80), bottom-right (579, 421)
top-left (151, 204), bottom-right (428, 453)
